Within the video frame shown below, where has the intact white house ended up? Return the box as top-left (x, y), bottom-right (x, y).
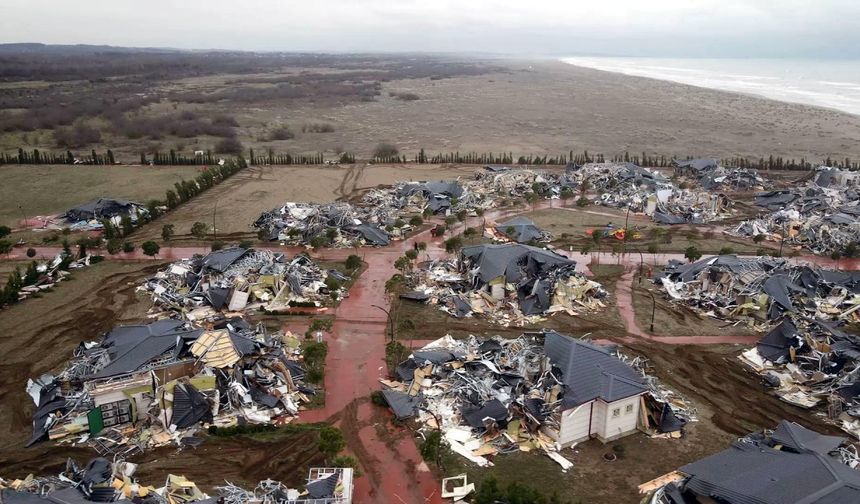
top-left (541, 331), bottom-right (647, 446)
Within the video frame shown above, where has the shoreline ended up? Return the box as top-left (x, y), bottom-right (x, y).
top-left (557, 56), bottom-right (860, 117)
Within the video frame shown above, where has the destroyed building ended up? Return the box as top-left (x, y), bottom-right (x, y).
top-left (657, 255), bottom-right (860, 436)
top-left (61, 198), bottom-right (149, 231)
top-left (733, 166), bottom-right (860, 255)
top-left (395, 180), bottom-right (465, 214)
top-left (673, 158), bottom-right (765, 192)
top-left (0, 458), bottom-right (354, 504)
top-left (400, 243), bottom-right (607, 326)
top-left (566, 162), bottom-right (732, 224)
top-left (380, 332), bottom-right (691, 470)
top-left (26, 318), bottom-right (313, 454)
top-left (253, 202), bottom-right (392, 247)
top-left (142, 247), bottom-right (348, 319)
top-left (493, 216), bottom-right (549, 244)
top-left (642, 421), bottom-right (860, 504)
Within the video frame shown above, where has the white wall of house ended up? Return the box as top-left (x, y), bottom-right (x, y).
top-left (597, 395), bottom-right (641, 442)
top-left (554, 394), bottom-right (643, 446)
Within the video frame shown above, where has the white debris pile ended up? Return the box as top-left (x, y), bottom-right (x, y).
top-left (141, 247), bottom-right (350, 319)
top-left (379, 332), bottom-right (690, 471)
top-left (253, 201), bottom-right (394, 246)
top-left (732, 166), bottom-right (860, 255)
top-left (399, 244), bottom-right (607, 327)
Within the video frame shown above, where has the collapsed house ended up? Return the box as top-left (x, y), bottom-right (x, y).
top-left (26, 318), bottom-right (313, 454)
top-left (0, 458), bottom-right (354, 504)
top-left (400, 243), bottom-right (607, 326)
top-left (253, 202), bottom-right (392, 247)
top-left (3, 253), bottom-right (95, 304)
top-left (641, 420), bottom-right (860, 504)
top-left (61, 198), bottom-right (149, 231)
top-left (380, 332), bottom-right (692, 470)
top-left (656, 255), bottom-right (860, 435)
top-left (673, 158), bottom-right (766, 192)
top-left (566, 163), bottom-right (732, 224)
top-left (142, 247), bottom-right (348, 319)
top-left (395, 180), bottom-right (465, 214)
top-left (493, 216), bottom-right (549, 244)
top-left (733, 166), bottom-right (860, 254)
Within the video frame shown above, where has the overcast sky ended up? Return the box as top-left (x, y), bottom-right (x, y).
top-left (2, 0), bottom-right (858, 57)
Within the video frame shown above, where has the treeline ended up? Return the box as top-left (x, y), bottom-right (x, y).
top-left (718, 155), bottom-right (860, 171)
top-left (144, 150), bottom-right (219, 166)
top-left (405, 149), bottom-right (604, 166)
top-left (0, 148), bottom-right (116, 165)
top-left (162, 158), bottom-right (246, 210)
top-left (248, 149), bottom-right (329, 165)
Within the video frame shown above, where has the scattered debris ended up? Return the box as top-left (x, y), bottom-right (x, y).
top-left (0, 459), bottom-right (354, 504)
top-left (380, 331), bottom-right (692, 470)
top-left (253, 202), bottom-right (393, 247)
top-left (141, 247), bottom-right (347, 319)
top-left (656, 254), bottom-right (860, 437)
top-left (733, 166), bottom-right (860, 255)
top-left (566, 162), bottom-right (734, 224)
top-left (401, 243), bottom-right (607, 326)
top-left (25, 318), bottom-right (314, 453)
top-left (493, 216), bottom-right (550, 244)
top-left (643, 421), bottom-right (860, 504)
top-left (55, 198), bottom-right (150, 232)
top-left (673, 158), bottom-right (766, 192)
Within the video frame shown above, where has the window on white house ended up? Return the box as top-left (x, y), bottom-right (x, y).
top-left (625, 404), bottom-right (634, 414)
top-left (611, 407), bottom-right (620, 418)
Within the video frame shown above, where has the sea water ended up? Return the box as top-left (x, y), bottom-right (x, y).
top-left (562, 57), bottom-right (860, 116)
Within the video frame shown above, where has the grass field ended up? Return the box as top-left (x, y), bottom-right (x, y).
top-left (0, 164), bottom-right (203, 227)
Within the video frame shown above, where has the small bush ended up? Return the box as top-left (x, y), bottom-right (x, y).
top-left (122, 242), bottom-right (135, 253)
top-left (370, 390), bottom-right (388, 407)
top-left (268, 125), bottom-right (295, 141)
top-left (409, 215), bottom-right (423, 226)
top-left (26, 248), bottom-right (36, 258)
top-left (373, 142), bottom-right (399, 158)
top-left (576, 196), bottom-right (590, 207)
top-left (345, 254), bottom-right (362, 271)
top-left (141, 240), bottom-right (160, 257)
top-left (215, 137), bottom-right (243, 155)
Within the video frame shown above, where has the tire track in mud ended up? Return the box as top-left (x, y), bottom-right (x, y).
top-left (335, 163), bottom-right (366, 200)
top-left (0, 262), bottom-right (164, 466)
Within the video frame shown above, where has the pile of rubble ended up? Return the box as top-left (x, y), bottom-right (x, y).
top-left (673, 158), bottom-right (766, 192)
top-left (253, 202), bottom-right (392, 247)
top-left (399, 243), bottom-right (607, 326)
top-left (655, 255), bottom-right (860, 326)
top-left (6, 253), bottom-right (96, 304)
top-left (0, 457), bottom-right (354, 504)
top-left (733, 166), bottom-right (860, 255)
top-left (141, 247), bottom-right (349, 319)
top-left (567, 163), bottom-right (732, 224)
top-left (380, 332), bottom-right (693, 471)
top-left (26, 318), bottom-right (315, 454)
top-left (655, 255), bottom-right (860, 435)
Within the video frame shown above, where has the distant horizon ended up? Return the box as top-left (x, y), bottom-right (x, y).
top-left (2, 0), bottom-right (859, 59)
top-left (2, 42), bottom-right (860, 61)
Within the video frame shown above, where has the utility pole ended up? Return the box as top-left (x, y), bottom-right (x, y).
top-left (649, 290), bottom-right (656, 333)
top-left (212, 200), bottom-right (218, 242)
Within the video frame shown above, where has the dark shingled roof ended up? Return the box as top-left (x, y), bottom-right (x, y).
top-left (543, 331), bottom-right (646, 408)
top-left (496, 216), bottom-right (546, 243)
top-left (460, 243), bottom-right (575, 284)
top-left (89, 321), bottom-right (203, 379)
top-left (679, 421), bottom-right (860, 504)
top-left (201, 247), bottom-right (249, 273)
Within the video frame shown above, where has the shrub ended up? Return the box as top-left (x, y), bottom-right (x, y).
top-left (576, 196), bottom-right (590, 207)
top-left (141, 241), bottom-right (160, 257)
top-left (190, 221), bottom-right (209, 239)
top-left (215, 136), bottom-right (243, 155)
top-left (345, 254), bottom-right (362, 270)
top-left (373, 142), bottom-right (399, 158)
top-left (370, 390), bottom-right (388, 407)
top-left (106, 238), bottom-right (122, 255)
top-left (268, 125), bottom-right (294, 141)
top-left (53, 123), bottom-right (101, 148)
top-left (211, 241), bottom-right (223, 251)
top-left (26, 248), bottom-right (36, 258)
top-left (318, 427), bottom-right (345, 459)
top-left (409, 216), bottom-right (423, 226)
top-left (0, 226), bottom-right (10, 238)
top-left (161, 224), bottom-right (175, 242)
top-left (404, 249), bottom-right (418, 260)
top-left (684, 245), bottom-right (702, 262)
top-left (303, 122), bottom-right (335, 133)
top-left (239, 240), bottom-right (253, 249)
top-left (718, 246), bottom-right (735, 255)
top-left (122, 241), bottom-right (135, 253)
top-left (444, 236), bottom-right (463, 253)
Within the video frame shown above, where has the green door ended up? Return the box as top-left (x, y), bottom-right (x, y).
top-left (87, 408), bottom-right (104, 434)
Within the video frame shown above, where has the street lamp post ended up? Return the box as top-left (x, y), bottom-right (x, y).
top-left (212, 200), bottom-right (218, 242)
top-left (371, 304), bottom-right (394, 342)
top-left (649, 290), bottom-right (656, 333)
